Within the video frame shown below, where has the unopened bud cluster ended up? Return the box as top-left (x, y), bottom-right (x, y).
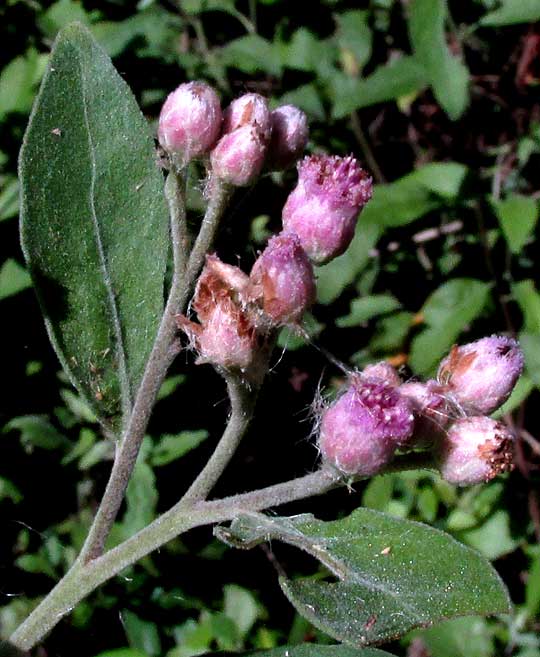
top-left (317, 335), bottom-right (523, 486)
top-left (160, 82), bottom-right (374, 381)
top-left (159, 83), bottom-right (309, 180)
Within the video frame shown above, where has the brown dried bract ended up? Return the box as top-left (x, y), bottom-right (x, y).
top-left (478, 431), bottom-right (515, 481)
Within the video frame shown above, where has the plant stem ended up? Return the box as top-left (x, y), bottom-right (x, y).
top-left (79, 175), bottom-right (230, 563)
top-left (181, 374), bottom-right (258, 503)
top-left (9, 452), bottom-right (433, 650)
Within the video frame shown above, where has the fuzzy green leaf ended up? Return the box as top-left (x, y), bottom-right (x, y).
top-left (216, 510), bottom-right (511, 647)
top-left (19, 23), bottom-right (169, 431)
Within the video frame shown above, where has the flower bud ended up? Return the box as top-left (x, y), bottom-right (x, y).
top-left (158, 81), bottom-right (222, 164)
top-left (267, 105), bottom-right (309, 170)
top-left (436, 416), bottom-right (514, 485)
top-left (438, 335), bottom-right (524, 415)
top-left (247, 232), bottom-right (316, 327)
top-left (282, 155), bottom-right (373, 264)
top-left (362, 361), bottom-right (401, 387)
top-left (210, 125), bottom-right (267, 186)
top-left (176, 258), bottom-right (265, 382)
top-left (223, 93), bottom-right (272, 142)
top-left (400, 380), bottom-right (452, 448)
top-left (318, 376), bottom-right (414, 476)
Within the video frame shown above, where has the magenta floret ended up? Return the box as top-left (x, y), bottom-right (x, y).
top-left (318, 376), bottom-right (414, 476)
top-left (282, 155), bottom-right (372, 264)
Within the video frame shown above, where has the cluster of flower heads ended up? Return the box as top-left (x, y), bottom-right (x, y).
top-left (158, 81), bottom-right (525, 488)
top-left (318, 335), bottom-right (524, 485)
top-left (158, 81), bottom-right (373, 384)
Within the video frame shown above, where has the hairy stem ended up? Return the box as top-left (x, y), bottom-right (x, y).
top-left (9, 453), bottom-right (434, 650)
top-left (181, 374), bottom-right (258, 503)
top-left (79, 174), bottom-right (229, 563)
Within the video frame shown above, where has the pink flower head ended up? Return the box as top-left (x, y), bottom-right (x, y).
top-left (267, 105), bottom-right (309, 170)
top-left (210, 125), bottom-right (267, 187)
top-left (438, 335), bottom-right (524, 415)
top-left (223, 93), bottom-right (272, 142)
top-left (318, 376), bottom-right (414, 476)
top-left (282, 155), bottom-right (373, 264)
top-left (158, 81), bottom-right (222, 165)
top-left (176, 257), bottom-right (265, 382)
top-left (362, 361), bottom-right (401, 388)
top-left (248, 232), bottom-right (316, 327)
top-left (436, 416), bottom-right (515, 485)
top-left (400, 380), bottom-right (452, 448)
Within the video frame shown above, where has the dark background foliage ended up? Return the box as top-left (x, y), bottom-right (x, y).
top-left (0, 1), bottom-right (539, 655)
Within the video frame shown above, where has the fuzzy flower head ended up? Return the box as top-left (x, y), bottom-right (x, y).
top-left (400, 380), bottom-right (453, 449)
top-left (318, 376), bottom-right (414, 476)
top-left (282, 155), bottom-right (373, 264)
top-left (210, 125), bottom-right (267, 187)
top-left (248, 232), bottom-right (316, 327)
top-left (438, 335), bottom-right (524, 415)
top-left (158, 82), bottom-right (222, 165)
top-left (267, 105), bottom-right (309, 170)
top-left (436, 416), bottom-right (515, 486)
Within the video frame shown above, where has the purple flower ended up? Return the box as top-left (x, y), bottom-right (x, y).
top-left (158, 82), bottom-right (222, 165)
top-left (438, 335), bottom-right (524, 415)
top-left (248, 232), bottom-right (316, 327)
top-left (267, 105), bottom-right (309, 170)
top-left (362, 361), bottom-right (401, 387)
top-left (318, 376), bottom-right (414, 476)
top-left (282, 155), bottom-right (372, 264)
top-left (436, 416), bottom-right (514, 485)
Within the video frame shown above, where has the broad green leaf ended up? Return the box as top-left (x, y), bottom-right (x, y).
top-left (20, 23), bottom-right (169, 430)
top-left (409, 279), bottom-right (490, 375)
top-left (0, 259), bottom-right (32, 300)
top-left (4, 415), bottom-right (69, 451)
top-left (513, 280), bottom-right (540, 333)
top-left (335, 10), bottom-right (373, 71)
top-left (317, 217), bottom-right (381, 304)
top-left (37, 0), bottom-right (94, 37)
top-left (361, 163), bottom-right (467, 229)
top-left (493, 374), bottom-right (534, 417)
top-left (151, 430), bottom-right (209, 466)
top-left (519, 332), bottom-right (540, 388)
top-left (409, 0), bottom-right (470, 119)
top-left (0, 49), bottom-right (47, 120)
top-left (278, 312), bottom-right (324, 351)
top-left (122, 609), bottom-right (161, 657)
top-left (337, 294), bottom-right (400, 328)
top-left (285, 29), bottom-right (336, 75)
top-left (526, 553), bottom-right (540, 619)
top-left (0, 477), bottom-right (23, 504)
top-left (369, 312), bottom-right (414, 353)
top-left (223, 584), bottom-right (262, 639)
top-left (331, 56), bottom-right (427, 119)
top-left (0, 178), bottom-right (19, 222)
top-left (411, 616), bottom-right (494, 657)
top-left (279, 84), bottom-right (326, 121)
top-left (122, 442), bottom-right (158, 537)
top-left (93, 650), bottom-right (149, 657)
top-left (481, 0), bottom-right (540, 26)
top-left (221, 36), bottom-right (282, 76)
top-left (210, 647), bottom-right (397, 657)
top-left (491, 194), bottom-right (538, 254)
top-left (157, 374), bottom-right (187, 401)
top-left (216, 510), bottom-right (511, 647)
top-left (460, 510), bottom-right (518, 560)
